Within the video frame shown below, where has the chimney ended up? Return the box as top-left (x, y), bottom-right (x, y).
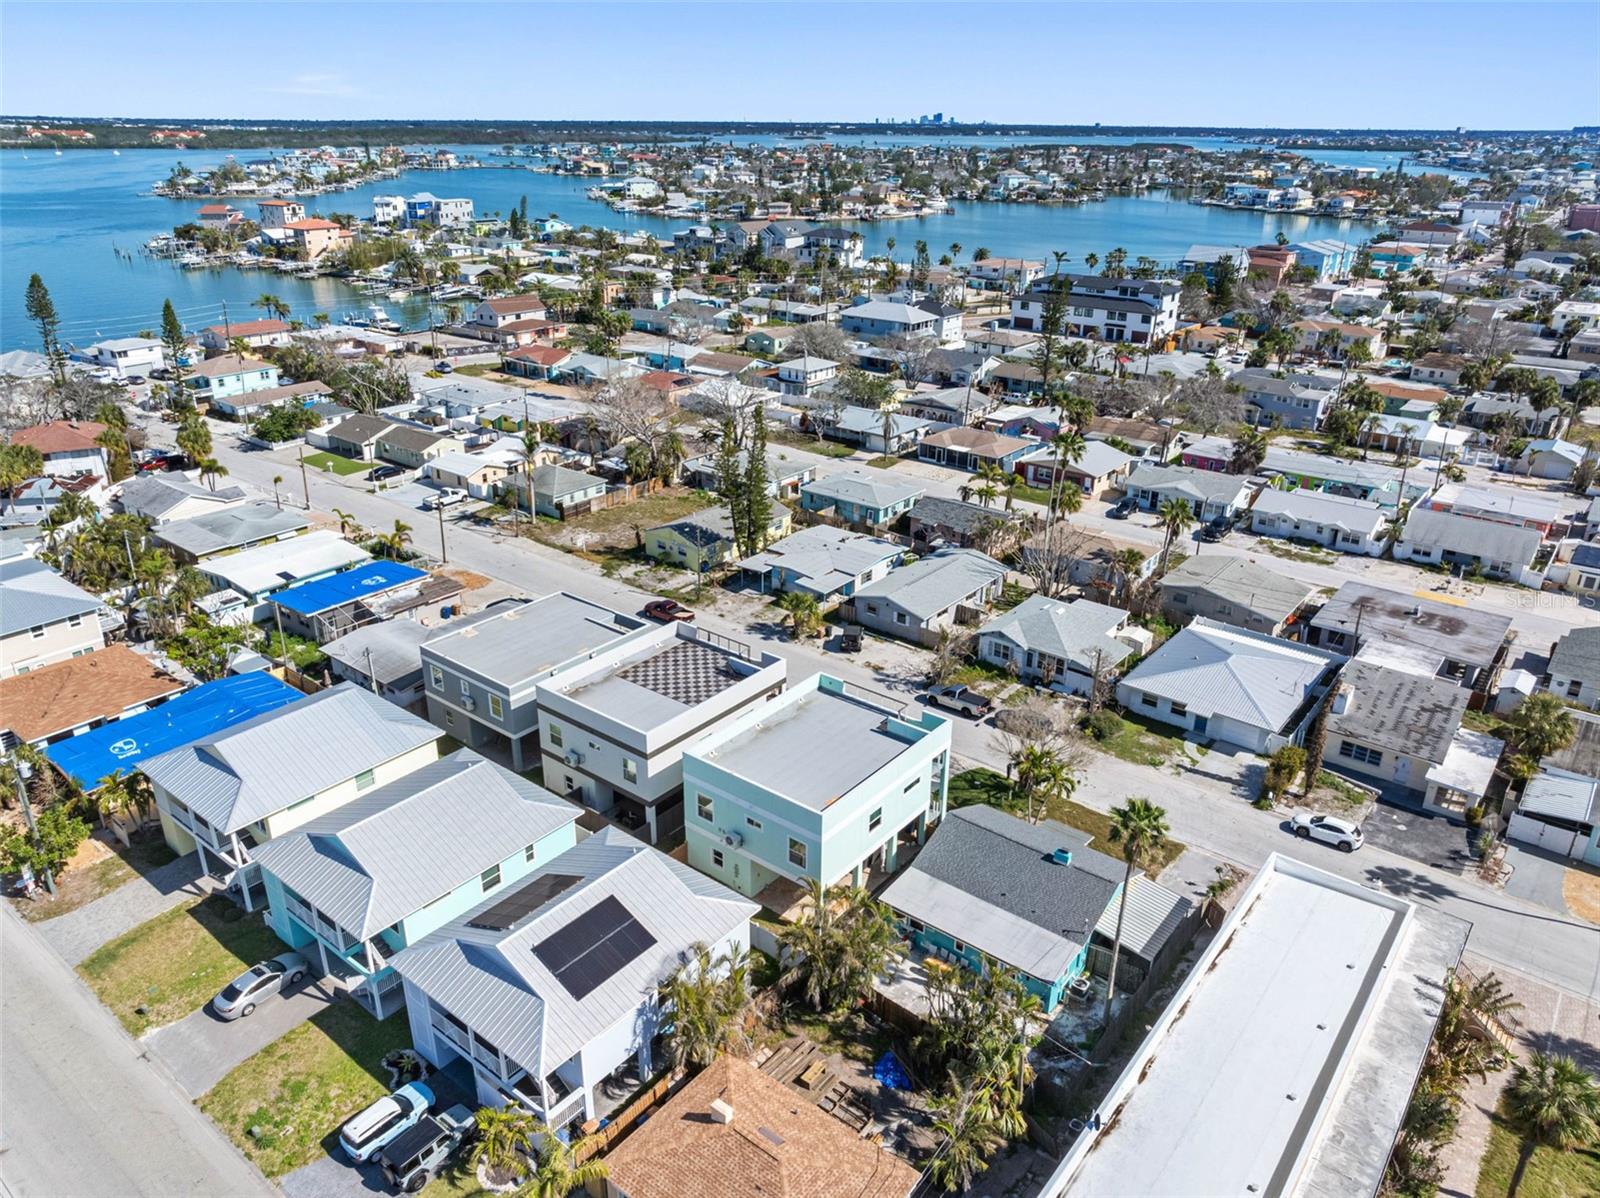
top-left (709, 1098), bottom-right (734, 1125)
top-left (1331, 685), bottom-right (1352, 716)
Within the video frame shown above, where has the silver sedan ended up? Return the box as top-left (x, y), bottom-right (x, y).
top-left (211, 951), bottom-right (309, 1020)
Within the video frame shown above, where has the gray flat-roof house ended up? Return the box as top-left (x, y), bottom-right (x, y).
top-left (1159, 556), bottom-right (1317, 636)
top-left (1304, 582), bottom-right (1512, 689)
top-left (517, 464), bottom-right (607, 518)
top-left (1323, 658), bottom-right (1504, 817)
top-left (392, 828), bottom-right (757, 1127)
top-left (1248, 489), bottom-right (1386, 556)
top-left (1232, 367), bottom-right (1342, 430)
top-left (799, 470), bottom-right (925, 528)
top-left (737, 525), bottom-right (905, 602)
top-left (420, 594), bottom-right (652, 770)
top-left (150, 502), bottom-right (309, 565)
top-left (976, 595), bottom-right (1141, 695)
top-left (534, 622), bottom-right (786, 844)
top-left (1116, 619), bottom-right (1345, 753)
top-left (251, 749), bottom-right (579, 1018)
top-left (882, 805), bottom-right (1191, 1012)
top-left (1546, 627), bottom-right (1600, 711)
top-left (1124, 463), bottom-right (1257, 521)
top-left (1394, 506), bottom-right (1543, 584)
top-left (143, 683), bottom-right (444, 906)
top-left (847, 548), bottom-right (1007, 645)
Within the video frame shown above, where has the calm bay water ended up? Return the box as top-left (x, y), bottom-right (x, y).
top-left (3, 143), bottom-right (1377, 351)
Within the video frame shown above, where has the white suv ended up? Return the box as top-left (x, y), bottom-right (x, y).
top-left (1290, 812), bottom-right (1364, 853)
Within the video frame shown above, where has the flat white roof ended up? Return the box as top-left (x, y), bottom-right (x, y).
top-left (1048, 854), bottom-right (1464, 1198)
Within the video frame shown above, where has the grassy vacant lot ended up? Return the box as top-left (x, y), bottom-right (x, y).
top-left (16, 833), bottom-right (175, 924)
top-left (947, 767), bottom-right (1186, 875)
top-left (78, 895), bottom-right (283, 1035)
top-left (768, 428), bottom-right (854, 458)
top-left (1476, 1101), bottom-right (1600, 1198)
top-left (525, 487), bottom-right (714, 560)
top-left (200, 1004), bottom-right (410, 1178)
top-left (299, 451), bottom-right (368, 477)
top-left (1085, 711), bottom-right (1184, 767)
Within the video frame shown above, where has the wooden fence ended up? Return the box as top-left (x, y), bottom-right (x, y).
top-left (558, 477), bottom-right (666, 521)
top-left (574, 1071), bottom-right (676, 1165)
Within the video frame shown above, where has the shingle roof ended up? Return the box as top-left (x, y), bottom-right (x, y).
top-left (1121, 618), bottom-right (1342, 733)
top-left (977, 595), bottom-right (1133, 672)
top-left (10, 420), bottom-right (106, 456)
top-left (116, 471), bottom-right (249, 521)
top-left (1549, 627), bottom-right (1600, 686)
top-left (1126, 463), bottom-right (1255, 506)
top-left (249, 750), bottom-right (576, 938)
top-left (140, 683), bottom-right (442, 834)
top-left (0, 557), bottom-right (100, 637)
top-left (1400, 507), bottom-right (1542, 565)
top-left (325, 414), bottom-right (397, 446)
top-left (907, 495), bottom-right (1020, 536)
top-left (852, 548), bottom-right (1006, 621)
top-left (390, 827), bottom-right (756, 1080)
top-left (1328, 658), bottom-right (1468, 764)
top-left (529, 463), bottom-right (603, 498)
top-left (1159, 556), bottom-right (1315, 623)
top-left (0, 646), bottom-right (183, 743)
top-left (882, 805), bottom-right (1124, 981)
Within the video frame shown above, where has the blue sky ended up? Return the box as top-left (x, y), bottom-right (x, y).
top-left (3, 1), bottom-right (1596, 129)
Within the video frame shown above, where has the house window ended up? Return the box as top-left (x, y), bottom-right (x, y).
top-left (1338, 741), bottom-right (1383, 767)
top-left (788, 838), bottom-right (807, 868)
top-left (481, 864), bottom-right (502, 892)
top-left (869, 808), bottom-right (883, 831)
top-left (525, 843), bottom-right (538, 862)
top-left (489, 694), bottom-right (504, 720)
top-left (711, 848), bottom-right (724, 869)
top-left (622, 758), bottom-right (638, 783)
top-left (29, 625), bottom-right (44, 639)
top-left (354, 769), bottom-right (375, 791)
top-left (746, 816), bottom-right (763, 830)
top-left (1140, 693), bottom-right (1158, 708)
top-left (991, 641), bottom-right (1012, 661)
top-left (894, 612), bottom-right (909, 626)
top-left (459, 679), bottom-right (470, 698)
top-left (548, 724), bottom-right (563, 749)
top-left (908, 917), bottom-right (925, 932)
top-left (953, 939), bottom-right (967, 953)
top-left (1170, 702), bottom-right (1187, 718)
top-left (67, 614), bottom-right (83, 628)
top-left (697, 795), bottom-right (713, 822)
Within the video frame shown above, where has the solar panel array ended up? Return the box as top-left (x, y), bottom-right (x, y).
top-left (532, 895), bottom-right (658, 1000)
top-left (466, 873), bottom-right (583, 932)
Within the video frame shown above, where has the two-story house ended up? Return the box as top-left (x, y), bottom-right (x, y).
top-left (682, 673), bottom-right (952, 899)
top-left (0, 558), bottom-right (106, 677)
top-left (421, 594), bottom-right (652, 772)
top-left (534, 623), bottom-right (786, 843)
top-left (187, 353), bottom-right (281, 406)
top-left (392, 829), bottom-right (757, 1128)
top-left (9, 419), bottom-right (111, 481)
top-left (799, 471), bottom-right (925, 528)
top-left (82, 337), bottom-right (165, 380)
top-left (1231, 367), bottom-right (1342, 430)
top-left (143, 684), bottom-right (444, 907)
top-left (252, 749), bottom-right (579, 1018)
top-left (1010, 274), bottom-right (1181, 345)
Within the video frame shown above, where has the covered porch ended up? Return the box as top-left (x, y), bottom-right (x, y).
top-left (1424, 728), bottom-right (1506, 815)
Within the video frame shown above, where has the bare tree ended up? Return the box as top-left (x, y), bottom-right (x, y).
top-left (1174, 372), bottom-right (1244, 433)
top-left (1021, 520), bottom-right (1096, 598)
top-left (684, 375), bottom-right (764, 449)
top-left (886, 335), bottom-right (940, 392)
top-left (586, 377), bottom-right (683, 468)
top-left (785, 321), bottom-right (853, 363)
top-left (990, 695), bottom-right (1090, 777)
top-left (929, 630), bottom-right (976, 686)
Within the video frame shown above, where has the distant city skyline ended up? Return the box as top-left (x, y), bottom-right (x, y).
top-left (2, 1), bottom-right (1596, 130)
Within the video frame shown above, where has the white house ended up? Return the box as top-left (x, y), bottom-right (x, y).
top-left (1248, 489), bottom-right (1386, 556)
top-left (82, 337), bottom-right (164, 379)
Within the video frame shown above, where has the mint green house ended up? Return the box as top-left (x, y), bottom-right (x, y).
top-left (252, 749), bottom-right (578, 1018)
top-left (681, 674), bottom-right (951, 900)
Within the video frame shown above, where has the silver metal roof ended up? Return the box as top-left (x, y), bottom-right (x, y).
top-left (420, 593), bottom-right (648, 692)
top-left (152, 502), bottom-right (308, 558)
top-left (323, 620), bottom-right (432, 687)
top-left (802, 469), bottom-right (925, 511)
top-left (1518, 768), bottom-right (1600, 824)
top-left (1125, 462), bottom-right (1255, 506)
top-left (852, 548), bottom-right (1006, 621)
top-left (1251, 488), bottom-right (1386, 536)
top-left (140, 682), bottom-right (442, 834)
top-left (391, 827), bottom-right (756, 1081)
top-left (1120, 618), bottom-right (1342, 733)
top-left (0, 558), bottom-right (100, 637)
top-left (977, 594), bottom-right (1132, 672)
top-left (738, 525), bottom-right (902, 595)
top-left (249, 750), bottom-right (577, 939)
top-left (1092, 875), bottom-right (1195, 961)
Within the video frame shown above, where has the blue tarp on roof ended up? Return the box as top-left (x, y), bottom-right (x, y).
top-left (271, 561), bottom-right (427, 616)
top-left (45, 672), bottom-right (303, 790)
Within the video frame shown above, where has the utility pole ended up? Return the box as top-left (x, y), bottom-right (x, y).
top-left (364, 646), bottom-right (380, 695)
top-left (437, 500), bottom-right (449, 564)
top-left (298, 444), bottom-right (311, 509)
top-left (14, 760), bottom-right (56, 897)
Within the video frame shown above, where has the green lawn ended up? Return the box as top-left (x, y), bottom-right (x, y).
top-left (947, 767), bottom-right (1186, 874)
top-left (199, 1004), bottom-right (411, 1177)
top-left (1084, 711), bottom-right (1184, 768)
top-left (78, 895), bottom-right (284, 1035)
top-left (262, 631), bottom-right (326, 670)
top-left (300, 451), bottom-right (368, 477)
top-left (1476, 1101), bottom-right (1600, 1198)
top-left (768, 430), bottom-right (854, 458)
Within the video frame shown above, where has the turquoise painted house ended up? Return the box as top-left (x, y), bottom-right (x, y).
top-left (681, 673), bottom-right (951, 899)
top-left (881, 805), bottom-right (1191, 1012)
top-left (799, 471), bottom-right (925, 528)
top-left (252, 749), bottom-right (578, 1018)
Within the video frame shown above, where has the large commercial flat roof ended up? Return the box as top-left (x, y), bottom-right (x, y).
top-left (1046, 854), bottom-right (1467, 1198)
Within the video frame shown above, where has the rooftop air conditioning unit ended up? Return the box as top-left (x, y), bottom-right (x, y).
top-left (722, 831), bottom-right (744, 849)
top-left (460, 696), bottom-right (476, 711)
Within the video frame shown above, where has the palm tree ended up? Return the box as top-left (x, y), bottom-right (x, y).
top-left (1230, 427), bottom-right (1268, 475)
top-left (660, 942), bottom-right (752, 1072)
top-left (1156, 498), bottom-right (1195, 574)
top-left (0, 444), bottom-right (44, 514)
top-left (271, 474), bottom-right (284, 510)
top-left (779, 879), bottom-right (901, 1012)
top-left (1102, 799), bottom-right (1170, 1021)
top-left (253, 292), bottom-right (290, 322)
top-left (197, 458), bottom-right (228, 491)
top-left (522, 1127), bottom-right (608, 1198)
top-left (379, 519), bottom-right (413, 560)
top-left (1503, 1052), bottom-right (1600, 1196)
top-left (775, 590), bottom-right (821, 640)
top-left (1506, 692), bottom-right (1577, 767)
top-left (331, 508), bottom-right (358, 537)
top-left (469, 1105), bottom-right (537, 1186)
top-left (927, 1079), bottom-right (1006, 1193)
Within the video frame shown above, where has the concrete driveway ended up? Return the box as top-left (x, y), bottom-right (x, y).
top-left (1503, 843), bottom-right (1579, 915)
top-left (280, 1154), bottom-right (389, 1198)
top-left (1358, 798), bottom-right (1476, 873)
top-left (145, 977), bottom-right (339, 1098)
top-left (39, 851), bottom-right (214, 965)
